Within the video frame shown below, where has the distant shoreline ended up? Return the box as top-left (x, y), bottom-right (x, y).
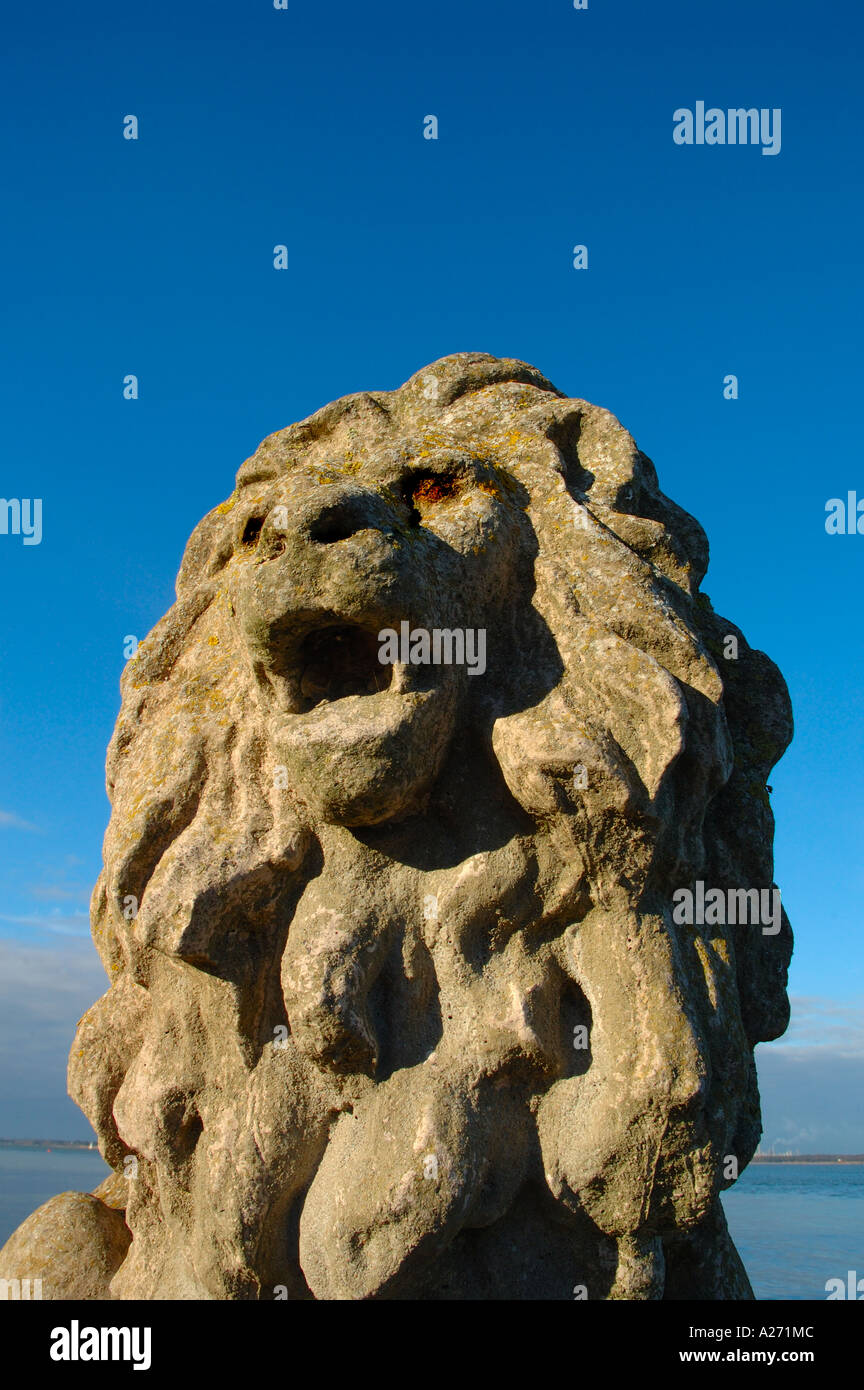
top-left (751, 1155), bottom-right (864, 1165)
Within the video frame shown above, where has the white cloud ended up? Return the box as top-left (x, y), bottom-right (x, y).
top-left (0, 809), bottom-right (40, 832)
top-left (29, 884), bottom-right (92, 904)
top-left (0, 911), bottom-right (91, 939)
top-left (771, 994), bottom-right (864, 1058)
top-left (0, 939), bottom-right (108, 1118)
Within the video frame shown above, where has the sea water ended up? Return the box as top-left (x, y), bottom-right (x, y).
top-left (0, 1147), bottom-right (110, 1250)
top-left (722, 1162), bottom-right (864, 1300)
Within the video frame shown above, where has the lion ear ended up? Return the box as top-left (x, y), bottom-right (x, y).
top-left (542, 404), bottom-right (595, 498)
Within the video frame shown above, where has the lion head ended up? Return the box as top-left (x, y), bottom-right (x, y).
top-left (61, 353), bottom-right (792, 1300)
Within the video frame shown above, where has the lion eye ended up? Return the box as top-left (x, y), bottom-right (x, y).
top-left (405, 473), bottom-right (463, 517)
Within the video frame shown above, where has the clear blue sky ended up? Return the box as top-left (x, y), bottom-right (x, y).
top-left (0, 0), bottom-right (862, 1144)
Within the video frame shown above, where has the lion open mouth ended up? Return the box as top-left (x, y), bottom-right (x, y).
top-left (252, 612), bottom-right (446, 722)
top-left (296, 624), bottom-right (392, 712)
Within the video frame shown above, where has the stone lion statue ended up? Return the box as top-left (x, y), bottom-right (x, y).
top-left (0, 353), bottom-right (792, 1300)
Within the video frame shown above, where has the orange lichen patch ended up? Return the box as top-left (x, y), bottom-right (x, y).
top-left (412, 475), bottom-right (461, 506)
top-left (216, 495), bottom-right (237, 515)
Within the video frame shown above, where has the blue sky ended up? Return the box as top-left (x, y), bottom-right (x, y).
top-left (0, 0), bottom-right (862, 1145)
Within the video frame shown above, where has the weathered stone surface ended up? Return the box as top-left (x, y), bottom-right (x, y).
top-left (0, 354), bottom-right (793, 1300)
top-left (0, 1192), bottom-right (130, 1300)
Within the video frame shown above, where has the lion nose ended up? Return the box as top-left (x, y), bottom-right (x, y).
top-left (300, 487), bottom-right (397, 546)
